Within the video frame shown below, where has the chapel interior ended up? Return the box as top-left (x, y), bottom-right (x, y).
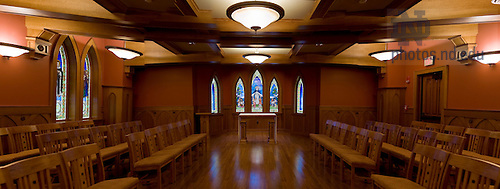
top-left (0, 0), bottom-right (500, 188)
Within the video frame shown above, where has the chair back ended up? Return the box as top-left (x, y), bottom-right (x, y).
top-left (156, 125), bottom-right (172, 148)
top-left (0, 169), bottom-right (12, 188)
top-left (464, 128), bottom-right (491, 155)
top-left (78, 120), bottom-right (95, 128)
top-left (330, 121), bottom-right (341, 139)
top-left (488, 132), bottom-right (500, 158)
top-left (323, 120), bottom-right (333, 135)
top-left (338, 124), bottom-right (351, 144)
top-left (443, 125), bottom-right (466, 136)
top-left (365, 120), bottom-right (374, 130)
top-left (399, 127), bottom-right (419, 150)
top-left (407, 144), bottom-right (450, 188)
top-left (344, 126), bottom-right (359, 149)
top-left (67, 128), bottom-right (91, 148)
top-left (433, 133), bottom-right (465, 154)
top-left (410, 121), bottom-right (427, 129)
top-left (36, 123), bottom-right (61, 134)
top-left (107, 123), bottom-right (125, 145)
top-left (61, 121), bottom-right (80, 131)
top-left (7, 125), bottom-right (38, 153)
top-left (167, 124), bottom-right (181, 143)
top-left (59, 144), bottom-right (104, 189)
top-left (385, 124), bottom-right (402, 145)
top-left (89, 126), bottom-right (109, 149)
top-left (372, 122), bottom-right (386, 133)
top-left (182, 119), bottom-right (193, 136)
top-left (442, 154), bottom-right (500, 189)
top-left (424, 123), bottom-right (444, 132)
top-left (415, 130), bottom-right (438, 146)
top-left (366, 131), bottom-right (384, 171)
top-left (2, 153), bottom-right (69, 189)
top-left (36, 131), bottom-right (68, 155)
top-left (126, 132), bottom-right (147, 172)
top-left (176, 121), bottom-right (187, 139)
top-left (144, 127), bottom-right (163, 156)
top-left (125, 121), bottom-right (143, 133)
top-left (354, 129), bottom-right (370, 155)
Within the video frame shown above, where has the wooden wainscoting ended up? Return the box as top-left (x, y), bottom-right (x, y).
top-left (444, 109), bottom-right (500, 131)
top-left (134, 106), bottom-right (194, 129)
top-left (319, 106), bottom-right (376, 134)
top-left (0, 106), bottom-right (51, 127)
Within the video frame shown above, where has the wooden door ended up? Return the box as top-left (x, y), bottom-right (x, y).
top-left (419, 72), bottom-right (442, 123)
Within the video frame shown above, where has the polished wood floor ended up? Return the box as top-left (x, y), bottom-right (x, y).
top-left (166, 132), bottom-right (370, 189)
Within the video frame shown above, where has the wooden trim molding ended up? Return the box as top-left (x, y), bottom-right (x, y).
top-left (413, 65), bottom-right (448, 123)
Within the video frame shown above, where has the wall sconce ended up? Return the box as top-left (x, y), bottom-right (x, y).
top-left (0, 42), bottom-right (33, 58)
top-left (105, 46), bottom-right (143, 60)
top-left (470, 50), bottom-right (500, 65)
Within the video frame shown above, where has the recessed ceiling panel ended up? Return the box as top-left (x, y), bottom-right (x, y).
top-left (222, 48), bottom-right (291, 54)
top-left (120, 0), bottom-right (177, 12)
top-left (195, 0), bottom-right (317, 19)
top-left (329, 0), bottom-right (394, 12)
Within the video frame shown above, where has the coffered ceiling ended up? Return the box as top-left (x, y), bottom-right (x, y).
top-left (1, 0), bottom-right (500, 66)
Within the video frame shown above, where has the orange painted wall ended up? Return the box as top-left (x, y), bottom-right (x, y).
top-left (0, 13), bottom-right (50, 106)
top-left (380, 22), bottom-right (500, 111)
top-left (320, 66), bottom-right (377, 107)
top-left (133, 65), bottom-right (193, 107)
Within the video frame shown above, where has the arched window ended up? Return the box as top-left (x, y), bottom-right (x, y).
top-left (270, 78), bottom-right (279, 112)
top-left (296, 77), bottom-right (304, 114)
top-left (235, 78), bottom-right (245, 112)
top-left (211, 76), bottom-right (219, 113)
top-left (251, 70), bottom-right (263, 112)
top-left (56, 46), bottom-right (68, 120)
top-left (82, 54), bottom-right (91, 119)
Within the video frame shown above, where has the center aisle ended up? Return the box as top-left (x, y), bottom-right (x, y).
top-left (169, 132), bottom-right (371, 188)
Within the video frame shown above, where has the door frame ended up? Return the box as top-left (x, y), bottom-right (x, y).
top-left (413, 65), bottom-right (448, 123)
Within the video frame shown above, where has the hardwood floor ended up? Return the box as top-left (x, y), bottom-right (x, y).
top-left (165, 131), bottom-right (371, 189)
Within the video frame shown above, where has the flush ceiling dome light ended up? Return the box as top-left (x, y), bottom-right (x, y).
top-left (243, 53), bottom-right (271, 64)
top-left (227, 1), bottom-right (285, 31)
top-left (0, 42), bottom-right (32, 58)
top-left (105, 46), bottom-right (143, 60)
top-left (369, 50), bottom-right (404, 61)
top-left (470, 50), bottom-right (500, 65)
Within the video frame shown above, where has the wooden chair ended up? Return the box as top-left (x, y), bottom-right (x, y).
top-left (125, 121), bottom-right (143, 133)
top-left (311, 120), bottom-right (333, 157)
top-left (463, 128), bottom-right (491, 155)
top-left (36, 123), bottom-right (61, 134)
top-left (443, 125), bottom-right (466, 136)
top-left (36, 131), bottom-right (68, 155)
top-left (90, 126), bottom-right (127, 177)
top-left (79, 119), bottom-right (95, 128)
top-left (365, 120), bottom-right (374, 130)
top-left (415, 130), bottom-right (438, 146)
top-left (1, 153), bottom-right (69, 189)
top-left (6, 125), bottom-right (39, 157)
top-left (0, 168), bottom-right (12, 188)
top-left (372, 144), bottom-right (450, 189)
top-left (410, 121), bottom-right (427, 129)
top-left (442, 154), bottom-right (500, 189)
top-left (340, 130), bottom-right (384, 189)
top-left (433, 132), bottom-right (465, 154)
top-left (372, 122), bottom-right (386, 133)
top-left (398, 127), bottom-right (419, 151)
top-left (59, 144), bottom-right (139, 189)
top-left (381, 127), bottom-right (418, 176)
top-left (424, 122), bottom-right (444, 132)
top-left (67, 128), bottom-right (92, 148)
top-left (108, 123), bottom-right (126, 144)
top-left (385, 124), bottom-right (402, 146)
top-left (60, 121), bottom-right (80, 131)
top-left (127, 131), bottom-right (174, 188)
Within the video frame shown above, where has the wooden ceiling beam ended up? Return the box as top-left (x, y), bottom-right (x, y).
top-left (93, 0), bottom-right (128, 13)
top-left (174, 0), bottom-right (198, 16)
top-left (207, 43), bottom-right (224, 57)
top-left (310, 0), bottom-right (337, 19)
top-left (329, 43), bottom-right (355, 56)
top-left (289, 44), bottom-right (304, 58)
top-left (154, 41), bottom-right (185, 54)
top-left (385, 0), bottom-right (422, 16)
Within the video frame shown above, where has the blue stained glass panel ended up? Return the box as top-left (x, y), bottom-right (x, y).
top-left (251, 70), bottom-right (263, 112)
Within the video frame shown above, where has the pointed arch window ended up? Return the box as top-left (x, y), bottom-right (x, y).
top-left (82, 54), bottom-right (91, 119)
top-left (56, 46), bottom-right (67, 120)
top-left (236, 78), bottom-right (245, 112)
top-left (251, 70), bottom-right (263, 112)
top-left (296, 77), bottom-right (304, 114)
top-left (211, 77), bottom-right (219, 113)
top-left (270, 78), bottom-right (279, 112)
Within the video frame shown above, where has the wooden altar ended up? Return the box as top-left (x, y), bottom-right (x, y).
top-left (238, 113), bottom-right (277, 144)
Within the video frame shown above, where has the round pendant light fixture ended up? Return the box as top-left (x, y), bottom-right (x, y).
top-left (243, 53), bottom-right (271, 64)
top-left (227, 1), bottom-right (285, 31)
top-left (369, 50), bottom-right (404, 61)
top-left (105, 46), bottom-right (143, 60)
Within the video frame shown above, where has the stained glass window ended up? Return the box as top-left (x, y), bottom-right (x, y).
top-left (83, 54), bottom-right (91, 119)
top-left (296, 77), bottom-right (304, 114)
top-left (211, 77), bottom-right (219, 113)
top-left (270, 78), bottom-right (279, 112)
top-left (236, 78), bottom-right (245, 112)
top-left (251, 70), bottom-right (263, 112)
top-left (56, 46), bottom-right (67, 120)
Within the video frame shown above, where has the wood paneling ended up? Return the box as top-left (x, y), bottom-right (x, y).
top-left (444, 109), bottom-right (500, 131)
top-left (377, 87), bottom-right (406, 125)
top-left (0, 106), bottom-right (51, 127)
top-left (319, 106), bottom-right (376, 134)
top-left (134, 106), bottom-right (194, 129)
top-left (103, 86), bottom-right (133, 125)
